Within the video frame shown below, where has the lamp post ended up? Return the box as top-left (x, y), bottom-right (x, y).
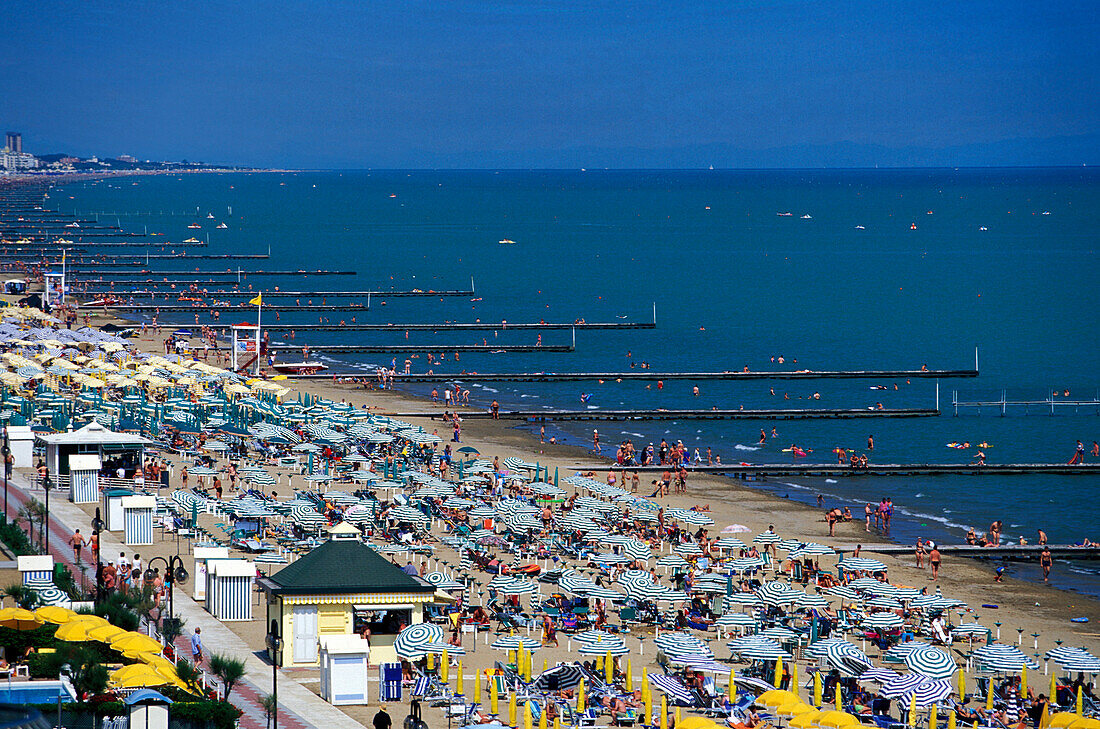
top-left (91, 509), bottom-right (104, 602)
top-left (146, 555), bottom-right (188, 632)
top-left (2, 425), bottom-right (10, 521)
top-left (266, 619), bottom-right (282, 729)
top-left (41, 473), bottom-right (51, 553)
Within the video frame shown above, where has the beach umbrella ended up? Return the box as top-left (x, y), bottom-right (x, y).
top-left (88, 624), bottom-right (127, 643)
top-left (756, 581), bottom-right (801, 606)
top-left (577, 637), bottom-right (629, 656)
top-left (951, 623), bottom-right (990, 640)
top-left (821, 641), bottom-right (873, 677)
top-left (531, 664), bottom-right (585, 692)
top-left (867, 595), bottom-right (904, 610)
top-left (753, 530), bottom-right (780, 545)
top-left (34, 605), bottom-right (77, 624)
top-left (714, 537), bottom-right (747, 551)
top-left (715, 612), bottom-right (757, 628)
top-left (860, 613), bottom-right (904, 629)
top-left (858, 668), bottom-right (901, 684)
top-left (729, 556), bottom-right (766, 572)
top-left (487, 576), bottom-right (537, 595)
top-left (654, 632), bottom-right (714, 660)
top-left (0, 607), bottom-right (43, 630)
top-left (880, 673), bottom-right (928, 699)
top-left (904, 645), bottom-right (957, 680)
top-left (111, 631), bottom-right (163, 655)
top-left (492, 636), bottom-right (541, 652)
top-left (666, 508), bottom-right (713, 526)
top-left (394, 623), bottom-right (445, 659)
top-left (972, 644), bottom-right (1038, 671)
top-left (796, 593), bottom-right (830, 610)
top-left (839, 558), bottom-right (888, 572)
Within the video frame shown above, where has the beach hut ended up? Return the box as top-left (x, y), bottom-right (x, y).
top-left (122, 495), bottom-right (155, 546)
top-left (192, 546), bottom-right (230, 600)
top-left (18, 555), bottom-right (53, 586)
top-left (205, 559), bottom-right (254, 621)
top-left (318, 634), bottom-right (371, 705)
top-left (125, 689), bottom-right (172, 729)
top-left (6, 425), bottom-right (34, 468)
top-left (258, 524), bottom-right (436, 667)
top-left (68, 454), bottom-right (101, 504)
top-left (37, 422), bottom-right (151, 479)
top-left (103, 488), bottom-right (133, 532)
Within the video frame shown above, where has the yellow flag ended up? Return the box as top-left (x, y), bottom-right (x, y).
top-left (250, 294), bottom-right (263, 306)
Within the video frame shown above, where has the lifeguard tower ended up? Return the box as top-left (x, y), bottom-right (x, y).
top-left (230, 322), bottom-right (262, 375)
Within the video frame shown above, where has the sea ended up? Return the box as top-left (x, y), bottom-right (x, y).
top-left (48, 168), bottom-right (1100, 595)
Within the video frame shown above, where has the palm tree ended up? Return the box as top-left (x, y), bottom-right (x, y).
top-left (3, 583), bottom-right (40, 609)
top-left (209, 653), bottom-right (246, 700)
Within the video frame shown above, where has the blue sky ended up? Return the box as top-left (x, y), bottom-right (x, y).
top-left (3, 1), bottom-right (1097, 167)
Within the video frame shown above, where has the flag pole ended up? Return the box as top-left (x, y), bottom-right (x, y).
top-left (255, 297), bottom-right (262, 376)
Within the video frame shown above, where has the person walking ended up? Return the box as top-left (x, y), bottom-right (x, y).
top-left (68, 530), bottom-right (86, 564)
top-left (373, 704), bottom-right (392, 729)
top-left (928, 544), bottom-right (941, 581)
top-left (191, 626), bottom-right (204, 666)
top-left (1040, 546), bottom-right (1053, 582)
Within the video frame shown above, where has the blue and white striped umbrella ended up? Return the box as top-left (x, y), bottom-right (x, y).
top-left (715, 613), bottom-right (757, 628)
top-left (839, 557), bottom-right (889, 572)
top-left (714, 538), bottom-right (746, 551)
top-left (577, 637), bottom-right (629, 656)
top-left (729, 556), bottom-right (766, 572)
top-left (487, 575), bottom-right (537, 595)
top-left (904, 645), bottom-right (957, 679)
top-left (858, 668), bottom-right (901, 684)
top-left (879, 673), bottom-right (927, 698)
top-left (756, 581), bottom-right (802, 606)
top-left (972, 644), bottom-right (1038, 672)
top-left (393, 623), bottom-right (446, 659)
top-left (666, 508), bottom-right (713, 526)
top-left (951, 623), bottom-right (990, 639)
top-left (753, 530), bottom-right (780, 545)
top-left (491, 636), bottom-right (541, 652)
top-left (861, 612), bottom-right (904, 629)
top-left (882, 676), bottom-right (952, 708)
top-left (654, 632), bottom-right (714, 659)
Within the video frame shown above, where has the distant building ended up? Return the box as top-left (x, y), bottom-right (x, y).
top-left (1, 151), bottom-right (38, 170)
top-left (4, 132), bottom-right (21, 153)
top-left (117, 154), bottom-right (137, 163)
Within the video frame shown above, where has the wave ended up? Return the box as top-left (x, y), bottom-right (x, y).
top-left (825, 479), bottom-right (837, 484)
top-left (734, 444), bottom-right (761, 451)
top-left (621, 431), bottom-right (645, 438)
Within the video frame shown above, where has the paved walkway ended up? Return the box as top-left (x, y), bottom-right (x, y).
top-left (1, 474), bottom-right (366, 729)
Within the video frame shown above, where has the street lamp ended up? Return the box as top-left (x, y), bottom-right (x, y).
top-left (266, 619), bottom-right (282, 729)
top-left (2, 425), bottom-right (10, 521)
top-left (41, 473), bottom-right (51, 552)
top-left (91, 509), bottom-right (105, 602)
top-left (146, 555), bottom-right (188, 631)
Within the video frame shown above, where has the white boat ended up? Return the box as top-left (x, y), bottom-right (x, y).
top-left (854, 225), bottom-right (865, 230)
top-left (979, 226), bottom-right (988, 231)
top-left (216, 223), bottom-right (228, 229)
top-left (776, 212), bottom-right (793, 217)
top-left (183, 237), bottom-right (200, 243)
top-left (271, 361), bottom-right (328, 375)
top-left (187, 223), bottom-right (201, 229)
top-left (800, 214), bottom-right (812, 219)
top-left (499, 239), bottom-right (516, 245)
top-left (65, 222), bottom-right (80, 228)
top-left (206, 213), bottom-right (215, 219)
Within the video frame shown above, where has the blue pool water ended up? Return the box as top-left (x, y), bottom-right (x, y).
top-left (0, 680), bottom-right (74, 703)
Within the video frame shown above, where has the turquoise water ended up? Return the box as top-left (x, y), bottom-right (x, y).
top-left (53, 169), bottom-right (1100, 592)
top-left (0, 679), bottom-right (73, 703)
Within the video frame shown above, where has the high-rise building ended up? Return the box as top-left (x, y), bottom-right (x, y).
top-left (4, 132), bottom-right (21, 153)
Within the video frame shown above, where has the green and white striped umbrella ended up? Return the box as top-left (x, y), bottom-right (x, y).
top-left (861, 612), bottom-right (904, 629)
top-left (491, 636), bottom-right (541, 651)
top-left (904, 644), bottom-right (957, 679)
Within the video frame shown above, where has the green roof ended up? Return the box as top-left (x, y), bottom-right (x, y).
top-left (265, 539), bottom-right (434, 595)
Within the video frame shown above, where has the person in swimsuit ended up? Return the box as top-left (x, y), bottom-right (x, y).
top-left (1040, 546), bottom-right (1053, 582)
top-left (928, 545), bottom-right (941, 580)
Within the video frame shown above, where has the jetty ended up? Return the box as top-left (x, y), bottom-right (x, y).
top-left (850, 543), bottom-right (1100, 562)
top-left (290, 368), bottom-right (978, 381)
top-left (607, 463), bottom-right (1100, 477)
top-left (72, 268), bottom-right (357, 276)
top-left (951, 390), bottom-right (1100, 416)
top-left (77, 288), bottom-right (475, 298)
top-left (203, 321), bottom-right (654, 331)
top-left (387, 407), bottom-right (939, 421)
top-left (283, 343), bottom-right (574, 354)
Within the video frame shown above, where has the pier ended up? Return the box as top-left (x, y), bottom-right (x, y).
top-left (289, 368), bottom-right (979, 381)
top-left (73, 268), bottom-right (357, 276)
top-left (604, 463), bottom-right (1100, 477)
top-left (952, 390), bottom-right (1100, 416)
top-left (850, 543), bottom-right (1100, 562)
top-left (199, 320), bottom-right (654, 331)
top-left (283, 343), bottom-right (574, 354)
top-left (386, 407), bottom-right (939, 421)
top-left (77, 288), bottom-right (476, 298)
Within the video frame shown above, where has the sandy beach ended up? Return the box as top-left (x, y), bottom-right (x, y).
top-left (44, 308), bottom-right (1095, 724)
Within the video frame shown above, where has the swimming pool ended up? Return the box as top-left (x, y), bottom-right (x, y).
top-left (0, 680), bottom-right (74, 704)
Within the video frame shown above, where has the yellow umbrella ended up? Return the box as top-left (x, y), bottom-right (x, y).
top-left (605, 651), bottom-right (614, 684)
top-left (817, 710), bottom-right (861, 728)
top-left (1052, 714), bottom-right (1083, 729)
top-left (814, 671), bottom-right (823, 707)
top-left (70, 614), bottom-right (109, 627)
top-left (540, 700), bottom-right (548, 729)
top-left (1050, 673), bottom-right (1058, 706)
top-left (792, 662), bottom-right (799, 698)
top-left (661, 695), bottom-right (668, 729)
top-left (775, 701), bottom-right (814, 718)
top-left (677, 717), bottom-right (716, 729)
top-left (835, 682), bottom-right (843, 711)
top-left (949, 709), bottom-right (958, 729)
top-left (1021, 666), bottom-right (1028, 698)
top-left (111, 631), bottom-right (163, 654)
top-left (88, 624), bottom-right (126, 643)
top-left (524, 700), bottom-right (532, 729)
top-left (111, 667), bottom-right (173, 689)
top-left (930, 704), bottom-right (939, 729)
top-left (34, 606), bottom-right (77, 624)
top-left (790, 710), bottom-right (824, 729)
top-left (475, 670), bottom-right (482, 706)
top-left (490, 673), bottom-right (499, 714)
top-left (775, 655), bottom-right (785, 688)
top-left (958, 667), bottom-right (967, 700)
top-left (758, 689), bottom-right (800, 708)
top-left (55, 620), bottom-right (94, 642)
top-left (509, 692), bottom-right (517, 726)
top-left (111, 664), bottom-right (162, 684)
top-left (1076, 686), bottom-right (1083, 716)
top-left (456, 660), bottom-right (464, 695)
top-left (441, 648), bottom-right (448, 682)
top-left (626, 659), bottom-right (633, 691)
top-left (0, 607), bottom-right (43, 631)
top-left (909, 693), bottom-right (918, 727)
top-left (578, 678), bottom-right (586, 712)
top-left (1068, 719), bottom-right (1100, 729)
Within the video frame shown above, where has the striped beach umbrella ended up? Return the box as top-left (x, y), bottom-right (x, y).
top-left (756, 581), bottom-right (801, 606)
top-left (753, 530), bottom-right (780, 545)
top-left (487, 576), bottom-right (537, 595)
top-left (393, 623), bottom-right (445, 659)
top-left (714, 538), bottom-right (747, 551)
top-left (715, 612), bottom-right (757, 628)
top-left (904, 645), bottom-right (958, 679)
top-left (860, 612), bottom-right (904, 629)
top-left (951, 623), bottom-right (990, 640)
top-left (531, 664), bottom-right (585, 692)
top-left (577, 637), bottom-right (629, 656)
top-left (972, 644), bottom-right (1039, 672)
top-left (666, 508), bottom-right (713, 526)
top-left (730, 556), bottom-right (766, 572)
top-left (654, 632), bottom-right (714, 659)
top-left (839, 558), bottom-right (888, 572)
top-left (492, 636), bottom-right (541, 652)
top-left (858, 668), bottom-right (901, 684)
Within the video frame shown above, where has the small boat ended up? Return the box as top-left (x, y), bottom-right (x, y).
top-left (183, 237), bottom-right (200, 243)
top-left (498, 239), bottom-right (516, 245)
top-left (187, 223), bottom-right (201, 229)
top-left (271, 361), bottom-right (328, 375)
top-left (800, 214), bottom-right (812, 219)
top-left (1042, 211), bottom-right (1051, 215)
top-left (206, 213), bottom-right (215, 219)
top-left (854, 225), bottom-right (865, 230)
top-left (65, 222), bottom-right (80, 228)
top-left (776, 212), bottom-right (793, 217)
top-left (979, 226), bottom-right (988, 231)
top-left (910, 223), bottom-right (918, 230)
top-left (216, 223), bottom-right (228, 229)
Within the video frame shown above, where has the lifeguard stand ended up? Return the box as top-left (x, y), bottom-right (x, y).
top-left (230, 322), bottom-right (261, 375)
top-left (43, 272), bottom-right (66, 307)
